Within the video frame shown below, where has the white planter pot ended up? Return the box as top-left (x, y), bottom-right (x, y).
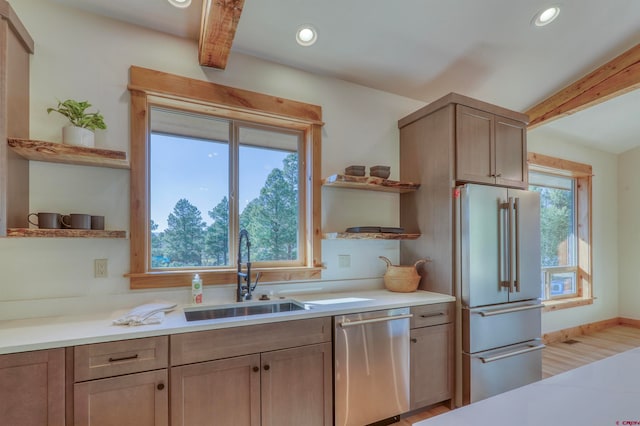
top-left (62, 125), bottom-right (94, 147)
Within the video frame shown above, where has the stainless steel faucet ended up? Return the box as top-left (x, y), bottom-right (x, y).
top-left (237, 229), bottom-right (260, 302)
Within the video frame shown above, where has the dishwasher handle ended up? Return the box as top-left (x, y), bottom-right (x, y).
top-left (339, 313), bottom-right (413, 328)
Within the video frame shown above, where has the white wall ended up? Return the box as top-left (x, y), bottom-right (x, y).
top-left (618, 145), bottom-right (640, 320)
top-left (0, 0), bottom-right (424, 320)
top-left (528, 129), bottom-right (620, 333)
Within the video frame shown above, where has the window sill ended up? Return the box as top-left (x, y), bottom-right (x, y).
top-left (543, 297), bottom-right (594, 312)
top-left (128, 267), bottom-right (323, 290)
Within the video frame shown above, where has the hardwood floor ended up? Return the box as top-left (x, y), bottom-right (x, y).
top-left (541, 324), bottom-right (640, 378)
top-left (395, 325), bottom-right (640, 425)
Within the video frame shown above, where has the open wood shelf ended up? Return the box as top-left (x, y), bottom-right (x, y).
top-left (8, 138), bottom-right (129, 169)
top-left (7, 228), bottom-right (127, 238)
top-left (322, 174), bottom-right (420, 193)
top-left (323, 232), bottom-right (420, 240)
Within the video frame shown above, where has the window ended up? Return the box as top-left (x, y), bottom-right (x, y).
top-left (128, 66), bottom-right (323, 289)
top-left (528, 153), bottom-right (593, 310)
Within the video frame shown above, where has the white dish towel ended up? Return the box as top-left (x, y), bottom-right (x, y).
top-left (112, 301), bottom-right (177, 326)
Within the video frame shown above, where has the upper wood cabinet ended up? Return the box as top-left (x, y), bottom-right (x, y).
top-left (456, 105), bottom-right (527, 188)
top-left (399, 93), bottom-right (529, 295)
top-left (0, 2), bottom-right (34, 236)
top-left (0, 348), bottom-right (65, 426)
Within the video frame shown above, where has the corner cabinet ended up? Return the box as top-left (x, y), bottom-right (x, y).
top-left (4, 138), bottom-right (129, 238)
top-left (0, 348), bottom-right (66, 426)
top-left (322, 174), bottom-right (421, 240)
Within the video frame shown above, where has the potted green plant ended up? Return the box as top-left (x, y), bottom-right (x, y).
top-left (47, 99), bottom-right (107, 147)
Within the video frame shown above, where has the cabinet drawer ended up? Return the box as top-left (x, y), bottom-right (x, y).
top-left (410, 303), bottom-right (453, 328)
top-left (171, 317), bottom-right (332, 366)
top-left (74, 336), bottom-right (168, 382)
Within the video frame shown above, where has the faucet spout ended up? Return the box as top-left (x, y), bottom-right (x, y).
top-left (237, 229), bottom-right (257, 302)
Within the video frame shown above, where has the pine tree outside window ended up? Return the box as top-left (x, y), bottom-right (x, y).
top-left (149, 108), bottom-right (302, 269)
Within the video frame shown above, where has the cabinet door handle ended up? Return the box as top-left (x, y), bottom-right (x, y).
top-left (263, 365), bottom-right (270, 371)
top-left (410, 338), bottom-right (417, 343)
top-left (108, 354), bottom-right (139, 363)
top-left (157, 383), bottom-right (165, 391)
top-left (495, 173), bottom-right (502, 177)
top-left (253, 366), bottom-right (259, 372)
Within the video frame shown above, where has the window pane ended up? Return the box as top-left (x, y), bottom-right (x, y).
top-left (530, 171), bottom-right (578, 300)
top-left (530, 176), bottom-right (576, 268)
top-left (550, 270), bottom-right (577, 297)
top-left (150, 108), bottom-right (230, 269)
top-left (238, 126), bottom-right (300, 262)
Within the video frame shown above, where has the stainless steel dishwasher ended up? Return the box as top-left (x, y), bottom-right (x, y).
top-left (334, 307), bottom-right (412, 426)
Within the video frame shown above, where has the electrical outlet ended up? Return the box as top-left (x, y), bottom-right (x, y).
top-left (338, 254), bottom-right (351, 268)
top-left (94, 259), bottom-right (108, 278)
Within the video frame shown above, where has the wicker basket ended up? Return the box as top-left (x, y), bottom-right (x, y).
top-left (379, 256), bottom-right (429, 292)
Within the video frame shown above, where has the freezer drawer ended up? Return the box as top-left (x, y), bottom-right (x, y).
top-left (462, 340), bottom-right (544, 404)
top-left (463, 301), bottom-right (542, 354)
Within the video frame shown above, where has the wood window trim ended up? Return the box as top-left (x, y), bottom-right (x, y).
top-left (528, 152), bottom-right (593, 311)
top-left (126, 66), bottom-right (323, 289)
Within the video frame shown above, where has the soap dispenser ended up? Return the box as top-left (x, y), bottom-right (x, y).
top-left (192, 274), bottom-right (203, 304)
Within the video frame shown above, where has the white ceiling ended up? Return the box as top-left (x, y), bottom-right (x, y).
top-left (51, 0), bottom-right (640, 154)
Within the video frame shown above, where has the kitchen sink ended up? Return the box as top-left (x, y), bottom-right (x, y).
top-left (184, 299), bottom-right (309, 321)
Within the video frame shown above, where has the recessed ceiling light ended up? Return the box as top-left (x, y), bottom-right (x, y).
top-left (296, 25), bottom-right (318, 47)
top-left (533, 6), bottom-right (560, 26)
top-left (168, 0), bottom-right (192, 8)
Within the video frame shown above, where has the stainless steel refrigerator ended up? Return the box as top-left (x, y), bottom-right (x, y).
top-left (456, 184), bottom-right (545, 405)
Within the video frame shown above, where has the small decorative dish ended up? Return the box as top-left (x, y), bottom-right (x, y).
top-left (345, 165), bottom-right (366, 176)
top-left (370, 165), bottom-right (390, 179)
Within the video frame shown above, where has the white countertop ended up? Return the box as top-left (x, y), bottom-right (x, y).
top-left (414, 346), bottom-right (640, 426)
top-left (0, 289), bottom-right (454, 355)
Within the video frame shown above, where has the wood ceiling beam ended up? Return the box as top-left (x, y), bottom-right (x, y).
top-left (198, 0), bottom-right (244, 69)
top-left (526, 42), bottom-right (640, 129)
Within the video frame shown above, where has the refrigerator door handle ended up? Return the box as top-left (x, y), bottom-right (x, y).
top-left (470, 303), bottom-right (544, 317)
top-left (478, 342), bottom-right (546, 364)
top-left (499, 200), bottom-right (510, 289)
top-left (514, 197), bottom-right (521, 293)
top-left (508, 197), bottom-right (516, 293)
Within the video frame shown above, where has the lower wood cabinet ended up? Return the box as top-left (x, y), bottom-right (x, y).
top-left (0, 348), bottom-right (65, 426)
top-left (74, 369), bottom-right (168, 426)
top-left (2, 306), bottom-right (457, 424)
top-left (261, 343), bottom-right (332, 426)
top-left (410, 303), bottom-right (454, 410)
top-left (171, 354), bottom-right (261, 425)
top-left (410, 323), bottom-right (454, 409)
top-left (72, 336), bottom-right (169, 426)
top-left (170, 342), bottom-right (332, 426)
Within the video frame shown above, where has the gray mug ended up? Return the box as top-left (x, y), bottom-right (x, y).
top-left (91, 215), bottom-right (105, 230)
top-left (61, 214), bottom-right (91, 230)
top-left (28, 212), bottom-right (61, 229)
